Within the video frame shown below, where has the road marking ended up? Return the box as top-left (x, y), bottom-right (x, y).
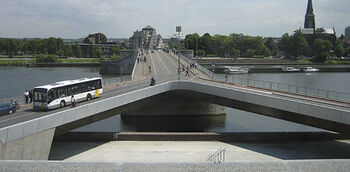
top-left (150, 53), bottom-right (157, 76)
top-left (0, 112), bottom-right (37, 123)
top-left (156, 52), bottom-right (171, 75)
top-left (160, 51), bottom-right (177, 67)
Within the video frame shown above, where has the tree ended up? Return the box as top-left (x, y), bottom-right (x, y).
top-left (335, 44), bottom-right (345, 57)
top-left (75, 43), bottom-right (82, 58)
top-left (264, 38), bottom-right (278, 55)
top-left (65, 45), bottom-right (73, 57)
top-left (196, 49), bottom-right (205, 57)
top-left (246, 49), bottom-right (256, 57)
top-left (111, 46), bottom-right (120, 56)
top-left (279, 33), bottom-right (291, 56)
top-left (290, 30), bottom-right (308, 58)
top-left (96, 48), bottom-right (104, 58)
top-left (313, 39), bottom-right (333, 63)
top-left (110, 53), bottom-right (120, 61)
top-left (57, 49), bottom-right (64, 57)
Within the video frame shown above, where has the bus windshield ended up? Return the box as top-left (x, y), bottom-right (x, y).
top-left (33, 88), bottom-right (48, 102)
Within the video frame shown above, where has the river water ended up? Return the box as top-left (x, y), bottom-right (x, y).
top-left (1, 66), bottom-right (349, 132)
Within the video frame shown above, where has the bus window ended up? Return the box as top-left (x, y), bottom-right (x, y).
top-left (48, 89), bottom-right (58, 103)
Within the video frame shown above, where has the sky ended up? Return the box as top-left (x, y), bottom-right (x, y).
top-left (0, 0), bottom-right (349, 39)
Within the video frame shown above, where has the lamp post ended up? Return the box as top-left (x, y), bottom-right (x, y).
top-left (176, 26), bottom-right (181, 81)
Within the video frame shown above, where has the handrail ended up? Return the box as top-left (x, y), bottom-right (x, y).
top-left (177, 52), bottom-right (215, 79)
top-left (216, 74), bottom-right (350, 103)
top-left (207, 147), bottom-right (226, 164)
top-left (0, 76), bottom-right (132, 106)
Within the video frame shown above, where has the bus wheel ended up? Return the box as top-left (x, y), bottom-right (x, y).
top-left (60, 101), bottom-right (66, 108)
top-left (87, 94), bottom-right (92, 101)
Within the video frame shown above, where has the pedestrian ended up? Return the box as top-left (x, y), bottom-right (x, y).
top-left (24, 90), bottom-right (29, 103)
top-left (185, 69), bottom-right (190, 77)
top-left (29, 90), bottom-right (33, 103)
top-left (144, 56), bottom-right (147, 62)
top-left (71, 95), bottom-right (77, 108)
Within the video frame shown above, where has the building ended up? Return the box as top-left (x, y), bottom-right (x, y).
top-left (301, 0), bottom-right (336, 51)
top-left (129, 25), bottom-right (163, 50)
top-left (304, 0), bottom-right (315, 30)
top-left (346, 27), bottom-right (350, 41)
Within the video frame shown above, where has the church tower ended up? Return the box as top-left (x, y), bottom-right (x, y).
top-left (304, 0), bottom-right (315, 29)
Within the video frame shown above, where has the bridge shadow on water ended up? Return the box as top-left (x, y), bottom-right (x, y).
top-left (120, 114), bottom-right (226, 132)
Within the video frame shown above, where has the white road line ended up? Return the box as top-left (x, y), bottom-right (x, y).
top-left (150, 53), bottom-right (157, 76)
top-left (156, 52), bottom-right (171, 75)
top-left (160, 51), bottom-right (177, 67)
top-left (0, 112), bottom-right (37, 123)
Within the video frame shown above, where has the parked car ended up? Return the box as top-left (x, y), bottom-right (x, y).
top-left (0, 102), bottom-right (17, 115)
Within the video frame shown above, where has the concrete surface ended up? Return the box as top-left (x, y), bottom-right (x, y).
top-left (1, 160), bottom-right (350, 172)
top-left (1, 81), bottom-right (349, 154)
top-left (0, 128), bottom-right (55, 160)
top-left (50, 140), bottom-right (350, 162)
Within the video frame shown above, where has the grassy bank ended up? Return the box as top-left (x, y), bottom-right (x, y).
top-left (57, 58), bottom-right (100, 63)
top-left (0, 60), bottom-right (27, 66)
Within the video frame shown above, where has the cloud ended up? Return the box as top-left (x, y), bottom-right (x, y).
top-left (0, 0), bottom-right (348, 38)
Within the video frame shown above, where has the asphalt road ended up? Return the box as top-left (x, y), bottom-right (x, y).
top-left (0, 50), bottom-right (187, 129)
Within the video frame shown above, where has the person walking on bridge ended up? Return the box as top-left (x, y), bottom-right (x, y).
top-left (24, 90), bottom-right (29, 104)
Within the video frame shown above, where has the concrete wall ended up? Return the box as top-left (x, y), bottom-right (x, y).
top-left (0, 128), bottom-right (55, 160)
top-left (0, 160), bottom-right (349, 172)
top-left (100, 50), bottom-right (138, 75)
top-left (0, 81), bottom-right (349, 160)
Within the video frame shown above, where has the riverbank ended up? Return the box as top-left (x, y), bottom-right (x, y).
top-left (197, 57), bottom-right (350, 66)
top-left (0, 58), bottom-right (101, 66)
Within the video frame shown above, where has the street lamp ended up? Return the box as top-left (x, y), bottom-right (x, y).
top-left (176, 26), bottom-right (181, 81)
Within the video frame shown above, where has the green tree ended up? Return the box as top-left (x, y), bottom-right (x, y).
top-left (96, 48), bottom-right (104, 58)
top-left (111, 46), bottom-right (120, 56)
top-left (335, 44), bottom-right (345, 57)
top-left (264, 38), bottom-right (278, 55)
top-left (313, 39), bottom-right (333, 63)
top-left (196, 49), bottom-right (205, 57)
top-left (75, 43), bottom-right (82, 58)
top-left (65, 45), bottom-right (73, 57)
top-left (57, 49), bottom-right (64, 57)
top-left (110, 53), bottom-right (120, 61)
top-left (290, 30), bottom-right (308, 58)
top-left (246, 49), bottom-right (256, 57)
top-left (279, 33), bottom-right (291, 56)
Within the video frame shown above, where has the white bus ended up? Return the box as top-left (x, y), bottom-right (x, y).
top-left (33, 77), bottom-right (103, 110)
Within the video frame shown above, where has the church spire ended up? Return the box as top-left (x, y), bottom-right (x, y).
top-left (306, 0), bottom-right (314, 15)
top-left (304, 0), bottom-right (315, 29)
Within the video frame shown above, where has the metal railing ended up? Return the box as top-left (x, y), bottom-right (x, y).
top-left (0, 76), bottom-right (133, 106)
top-left (178, 53), bottom-right (215, 78)
top-left (102, 75), bottom-right (132, 87)
top-left (215, 74), bottom-right (350, 103)
top-left (207, 147), bottom-right (226, 164)
top-left (0, 95), bottom-right (25, 105)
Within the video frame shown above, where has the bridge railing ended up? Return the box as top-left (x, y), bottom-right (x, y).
top-left (207, 147), bottom-right (226, 164)
top-left (178, 53), bottom-right (216, 79)
top-left (102, 75), bottom-right (132, 87)
top-left (0, 76), bottom-right (133, 106)
top-left (215, 74), bottom-right (350, 103)
top-left (0, 95), bottom-right (25, 105)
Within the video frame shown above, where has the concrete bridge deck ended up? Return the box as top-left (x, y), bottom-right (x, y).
top-left (0, 50), bottom-right (349, 161)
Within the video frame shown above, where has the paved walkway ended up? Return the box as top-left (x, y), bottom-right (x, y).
top-left (51, 140), bottom-right (350, 162)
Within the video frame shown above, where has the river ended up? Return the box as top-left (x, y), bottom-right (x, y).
top-left (1, 66), bottom-right (349, 132)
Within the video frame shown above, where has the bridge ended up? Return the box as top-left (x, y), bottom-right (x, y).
top-left (0, 50), bottom-right (349, 161)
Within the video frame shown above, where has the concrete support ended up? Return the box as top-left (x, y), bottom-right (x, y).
top-left (0, 128), bottom-right (55, 160)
